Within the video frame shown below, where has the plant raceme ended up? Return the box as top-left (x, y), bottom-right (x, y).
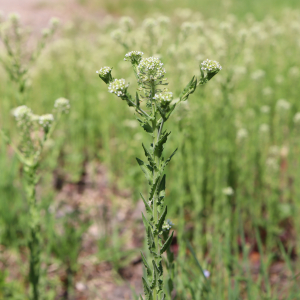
top-left (97, 51), bottom-right (221, 300)
top-left (1, 98), bottom-right (70, 300)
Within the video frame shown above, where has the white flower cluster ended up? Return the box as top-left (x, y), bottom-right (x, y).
top-left (162, 219), bottom-right (173, 231)
top-left (124, 51), bottom-right (144, 62)
top-left (39, 114), bottom-right (54, 129)
top-left (137, 57), bottom-right (166, 82)
top-left (13, 105), bottom-right (32, 125)
top-left (108, 79), bottom-right (129, 97)
top-left (294, 112), bottom-right (300, 124)
top-left (276, 99), bottom-right (290, 111)
top-left (153, 92), bottom-right (173, 104)
top-left (96, 66), bottom-right (112, 77)
top-left (54, 97), bottom-right (70, 114)
top-left (201, 59), bottom-right (222, 73)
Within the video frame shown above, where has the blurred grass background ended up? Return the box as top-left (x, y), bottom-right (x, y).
top-left (0, 0), bottom-right (300, 299)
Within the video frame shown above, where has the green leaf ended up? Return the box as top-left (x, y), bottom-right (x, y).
top-left (160, 231), bottom-right (174, 254)
top-left (142, 213), bottom-right (150, 230)
top-left (151, 260), bottom-right (157, 289)
top-left (157, 206), bottom-right (167, 233)
top-left (147, 227), bottom-right (156, 252)
top-left (142, 277), bottom-right (151, 297)
top-left (141, 193), bottom-right (152, 220)
top-left (162, 148), bottom-right (177, 170)
top-left (137, 118), bottom-right (154, 134)
top-left (136, 158), bottom-right (153, 185)
top-left (142, 143), bottom-right (155, 167)
top-left (141, 252), bottom-right (152, 283)
top-left (154, 131), bottom-right (171, 159)
top-left (136, 92), bottom-right (140, 109)
top-left (157, 174), bottom-right (166, 200)
top-left (149, 176), bottom-right (160, 203)
top-left (179, 75), bottom-right (197, 102)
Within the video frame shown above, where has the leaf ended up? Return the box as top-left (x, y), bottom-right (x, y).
top-left (142, 143), bottom-right (155, 167)
top-left (179, 75), bottom-right (197, 102)
top-left (147, 227), bottom-right (156, 252)
top-left (157, 206), bottom-right (167, 233)
top-left (136, 92), bottom-right (140, 109)
top-left (154, 131), bottom-right (171, 159)
top-left (162, 148), bottom-right (177, 170)
top-left (136, 158), bottom-right (153, 185)
top-left (141, 193), bottom-right (152, 220)
top-left (151, 260), bottom-right (158, 289)
top-left (141, 252), bottom-right (152, 283)
top-left (142, 213), bottom-right (150, 230)
top-left (149, 176), bottom-right (160, 203)
top-left (142, 277), bottom-right (151, 297)
top-left (137, 118), bottom-right (154, 134)
top-left (157, 175), bottom-right (166, 200)
top-left (160, 231), bottom-right (174, 254)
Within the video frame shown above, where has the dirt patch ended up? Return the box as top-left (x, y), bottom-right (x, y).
top-left (0, 0), bottom-right (105, 29)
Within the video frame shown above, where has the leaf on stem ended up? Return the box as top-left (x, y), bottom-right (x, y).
top-left (157, 206), bottom-right (167, 233)
top-left (137, 118), bottom-right (154, 134)
top-left (154, 131), bottom-right (171, 159)
top-left (179, 75), bottom-right (197, 102)
top-left (142, 143), bottom-right (155, 167)
top-left (141, 193), bottom-right (152, 220)
top-left (141, 252), bottom-right (153, 282)
top-left (160, 231), bottom-right (174, 254)
top-left (136, 158), bottom-right (153, 185)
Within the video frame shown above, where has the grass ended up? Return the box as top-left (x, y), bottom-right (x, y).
top-left (1, 1), bottom-right (300, 299)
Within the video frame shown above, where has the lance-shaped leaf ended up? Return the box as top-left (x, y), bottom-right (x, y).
top-left (136, 158), bottom-right (153, 185)
top-left (141, 193), bottom-right (152, 220)
top-left (137, 118), bottom-right (154, 134)
top-left (147, 227), bottom-right (156, 252)
top-left (157, 206), bottom-right (167, 234)
top-left (136, 92), bottom-right (140, 109)
top-left (151, 260), bottom-right (159, 289)
top-left (179, 75), bottom-right (197, 102)
top-left (154, 131), bottom-right (171, 159)
top-left (142, 277), bottom-right (152, 298)
top-left (141, 252), bottom-right (153, 283)
top-left (149, 176), bottom-right (160, 203)
top-left (142, 143), bottom-right (155, 167)
top-left (142, 212), bottom-right (150, 230)
top-left (162, 148), bottom-right (177, 171)
top-left (160, 231), bottom-right (174, 254)
top-left (157, 174), bottom-right (166, 200)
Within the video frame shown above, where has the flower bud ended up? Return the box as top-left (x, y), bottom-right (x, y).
top-left (201, 59), bottom-right (222, 74)
top-left (124, 51), bottom-right (144, 65)
top-left (39, 114), bottom-right (54, 131)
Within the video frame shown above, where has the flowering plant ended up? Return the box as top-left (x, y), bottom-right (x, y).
top-left (97, 52), bottom-right (221, 299)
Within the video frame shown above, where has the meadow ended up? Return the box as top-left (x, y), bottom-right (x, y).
top-left (0, 0), bottom-right (300, 299)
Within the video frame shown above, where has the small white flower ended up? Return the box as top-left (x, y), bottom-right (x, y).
top-left (39, 114), bottom-right (54, 129)
top-left (260, 105), bottom-right (270, 114)
top-left (137, 57), bottom-right (166, 82)
top-left (222, 187), bottom-right (234, 196)
top-left (293, 112), bottom-right (300, 124)
top-left (124, 51), bottom-right (144, 63)
top-left (54, 98), bottom-right (70, 114)
top-left (153, 92), bottom-right (173, 105)
top-left (201, 59), bottom-right (222, 73)
top-left (108, 79), bottom-right (129, 97)
top-left (259, 123), bottom-right (269, 133)
top-left (236, 128), bottom-right (248, 140)
top-left (251, 69), bottom-right (265, 80)
top-left (96, 66), bottom-right (112, 76)
top-left (276, 99), bottom-right (290, 111)
top-left (203, 270), bottom-right (210, 278)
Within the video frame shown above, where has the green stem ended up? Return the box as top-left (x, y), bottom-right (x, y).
top-left (24, 164), bottom-right (41, 300)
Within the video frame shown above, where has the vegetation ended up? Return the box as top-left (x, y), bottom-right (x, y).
top-left (0, 1), bottom-right (300, 299)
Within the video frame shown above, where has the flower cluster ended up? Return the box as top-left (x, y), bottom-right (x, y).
top-left (153, 91), bottom-right (173, 106)
top-left (162, 219), bottom-right (173, 231)
top-left (108, 78), bottom-right (129, 97)
top-left (54, 97), bottom-right (70, 114)
top-left (201, 59), bottom-right (222, 73)
top-left (39, 114), bottom-right (54, 130)
top-left (137, 57), bottom-right (166, 82)
top-left (13, 105), bottom-right (32, 126)
top-left (124, 51), bottom-right (144, 64)
top-left (96, 66), bottom-right (113, 84)
top-left (96, 66), bottom-right (112, 77)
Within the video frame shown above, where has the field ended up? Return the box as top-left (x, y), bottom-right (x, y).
top-left (0, 0), bottom-right (300, 299)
